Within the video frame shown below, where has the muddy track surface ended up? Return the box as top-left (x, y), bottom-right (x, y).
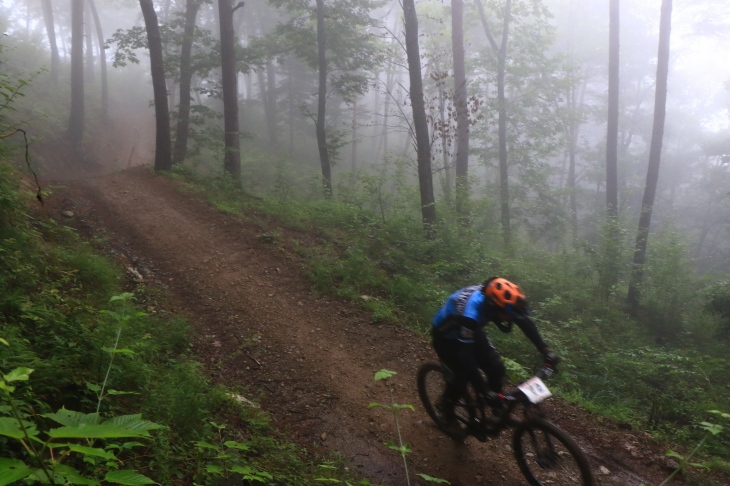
top-left (42, 167), bottom-right (716, 486)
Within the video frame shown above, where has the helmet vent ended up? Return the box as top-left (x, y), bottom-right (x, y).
top-left (486, 277), bottom-right (526, 309)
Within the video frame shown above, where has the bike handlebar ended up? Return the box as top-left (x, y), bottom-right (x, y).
top-left (500, 363), bottom-right (557, 405)
top-left (535, 363), bottom-right (557, 380)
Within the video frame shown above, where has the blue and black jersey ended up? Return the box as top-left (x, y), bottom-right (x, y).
top-left (432, 284), bottom-right (548, 352)
top-left (432, 285), bottom-right (488, 343)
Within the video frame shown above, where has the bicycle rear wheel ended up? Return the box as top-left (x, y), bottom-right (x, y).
top-left (416, 362), bottom-right (471, 441)
top-left (513, 417), bottom-right (594, 485)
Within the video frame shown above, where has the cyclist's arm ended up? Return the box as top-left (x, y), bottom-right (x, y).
top-left (454, 315), bottom-right (482, 342)
top-left (511, 314), bottom-right (548, 353)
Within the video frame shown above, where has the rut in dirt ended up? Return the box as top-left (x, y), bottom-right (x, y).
top-left (47, 166), bottom-right (679, 486)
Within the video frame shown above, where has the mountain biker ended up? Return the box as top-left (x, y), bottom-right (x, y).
top-left (431, 277), bottom-right (559, 418)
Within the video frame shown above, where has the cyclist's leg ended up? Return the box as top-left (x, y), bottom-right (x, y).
top-left (475, 331), bottom-right (506, 393)
top-left (441, 340), bottom-right (490, 400)
top-left (433, 336), bottom-right (469, 415)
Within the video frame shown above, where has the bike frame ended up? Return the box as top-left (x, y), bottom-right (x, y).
top-left (451, 365), bottom-right (554, 441)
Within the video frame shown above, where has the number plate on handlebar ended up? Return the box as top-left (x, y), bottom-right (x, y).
top-left (517, 376), bottom-right (552, 404)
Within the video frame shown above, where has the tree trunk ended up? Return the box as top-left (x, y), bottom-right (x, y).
top-left (287, 57), bottom-right (295, 157)
top-left (602, 0), bottom-right (621, 299)
top-left (41, 0), bottom-right (60, 84)
top-left (476, 0), bottom-right (511, 244)
top-left (567, 82), bottom-right (578, 240)
top-left (68, 0), bottom-right (85, 147)
top-left (567, 77), bottom-right (587, 241)
top-left (315, 0), bottom-right (332, 198)
top-left (376, 56), bottom-right (398, 162)
top-left (218, 0), bottom-right (242, 181)
top-left (257, 66), bottom-right (268, 119)
top-left (140, 0), bottom-right (172, 171)
top-left (436, 75), bottom-right (452, 206)
top-left (606, 0), bottom-right (620, 219)
top-left (452, 0), bottom-right (470, 222)
top-left (88, 0), bottom-right (108, 119)
top-left (266, 60), bottom-right (278, 146)
top-left (173, 0), bottom-right (201, 165)
top-left (85, 4), bottom-right (95, 83)
top-left (627, 0), bottom-right (673, 310)
top-left (350, 101), bottom-right (357, 170)
top-left (403, 0), bottom-right (436, 230)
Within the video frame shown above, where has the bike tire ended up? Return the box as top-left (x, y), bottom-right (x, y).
top-left (513, 416), bottom-right (594, 486)
top-left (416, 362), bottom-right (471, 441)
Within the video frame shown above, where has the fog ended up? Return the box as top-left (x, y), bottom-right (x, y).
top-left (1, 0), bottom-right (729, 271)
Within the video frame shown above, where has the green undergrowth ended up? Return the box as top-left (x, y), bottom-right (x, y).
top-left (169, 161), bottom-right (730, 471)
top-left (0, 164), bottom-right (379, 485)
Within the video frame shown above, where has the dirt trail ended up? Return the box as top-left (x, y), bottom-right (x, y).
top-left (43, 166), bottom-right (707, 486)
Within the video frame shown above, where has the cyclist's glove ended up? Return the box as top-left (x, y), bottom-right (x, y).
top-left (543, 350), bottom-right (561, 367)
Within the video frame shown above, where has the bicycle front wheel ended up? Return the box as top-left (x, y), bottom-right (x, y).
top-left (416, 362), bottom-right (471, 441)
top-left (513, 417), bottom-right (594, 486)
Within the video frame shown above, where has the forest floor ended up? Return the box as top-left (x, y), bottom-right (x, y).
top-left (31, 123), bottom-right (726, 485)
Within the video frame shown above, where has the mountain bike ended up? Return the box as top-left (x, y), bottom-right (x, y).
top-left (417, 361), bottom-right (595, 486)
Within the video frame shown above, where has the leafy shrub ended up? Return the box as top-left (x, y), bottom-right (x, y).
top-left (706, 281), bottom-right (730, 337)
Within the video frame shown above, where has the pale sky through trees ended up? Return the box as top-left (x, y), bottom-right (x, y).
top-left (550, 0), bottom-right (730, 131)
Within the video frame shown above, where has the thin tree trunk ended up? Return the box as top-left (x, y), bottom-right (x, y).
top-left (162, 0), bottom-right (172, 22)
top-left (68, 0), bottom-right (85, 147)
top-left (287, 57), bottom-right (295, 157)
top-left (567, 80), bottom-right (581, 240)
top-left (437, 78), bottom-right (452, 206)
top-left (452, 0), bottom-right (470, 222)
top-left (371, 53), bottom-right (397, 163)
top-left (85, 4), bottom-right (95, 83)
top-left (565, 78), bottom-right (588, 243)
top-left (350, 101), bottom-right (357, 170)
top-left (403, 0), bottom-right (436, 230)
top-left (257, 67), bottom-right (267, 116)
top-left (88, 0), bottom-right (108, 119)
top-left (476, 0), bottom-right (511, 243)
top-left (315, 0), bottom-right (332, 198)
top-left (41, 0), bottom-right (60, 84)
top-left (218, 0), bottom-right (243, 181)
top-left (266, 60), bottom-right (278, 146)
top-left (606, 0), bottom-right (620, 218)
top-left (245, 72), bottom-right (253, 101)
top-left (140, 0), bottom-right (172, 171)
top-left (370, 71), bottom-right (382, 155)
top-left (602, 0), bottom-right (621, 299)
top-left (173, 0), bottom-right (201, 165)
top-left (627, 0), bottom-right (673, 310)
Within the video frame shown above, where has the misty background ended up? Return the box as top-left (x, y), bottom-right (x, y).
top-left (2, 0), bottom-right (730, 476)
top-left (2, 0), bottom-right (729, 271)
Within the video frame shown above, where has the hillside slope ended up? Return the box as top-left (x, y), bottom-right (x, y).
top-left (42, 166), bottom-right (704, 486)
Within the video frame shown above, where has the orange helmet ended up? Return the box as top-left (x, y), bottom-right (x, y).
top-left (485, 277), bottom-right (526, 311)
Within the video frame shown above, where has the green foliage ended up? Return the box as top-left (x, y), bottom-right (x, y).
top-left (106, 18), bottom-right (221, 77)
top-left (706, 281), bottom-right (730, 337)
top-left (639, 226), bottom-right (695, 338)
top-left (368, 369), bottom-right (412, 484)
top-left (648, 410), bottom-right (730, 486)
top-left (368, 370), bottom-right (447, 485)
top-left (0, 42), bottom-right (30, 127)
top-left (171, 161), bottom-right (730, 467)
top-left (192, 422), bottom-right (273, 484)
top-left (0, 163), bottom-right (378, 484)
top-left (0, 342), bottom-right (162, 485)
top-left (270, 0), bottom-right (385, 103)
